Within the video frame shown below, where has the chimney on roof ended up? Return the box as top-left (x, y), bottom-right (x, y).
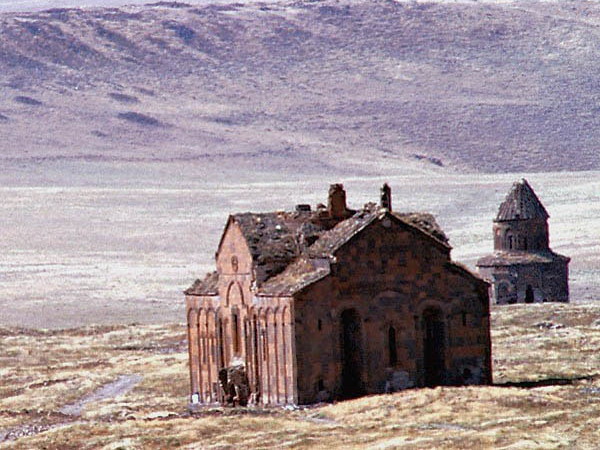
top-left (328, 183), bottom-right (347, 219)
top-left (380, 183), bottom-right (392, 211)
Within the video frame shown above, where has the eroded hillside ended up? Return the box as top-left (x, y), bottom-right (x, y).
top-left (1, 0), bottom-right (600, 173)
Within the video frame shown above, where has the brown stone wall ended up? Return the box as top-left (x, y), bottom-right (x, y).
top-left (186, 294), bottom-right (221, 403)
top-left (186, 221), bottom-right (298, 406)
top-left (293, 219), bottom-right (491, 404)
top-left (480, 260), bottom-right (569, 304)
top-left (186, 295), bottom-right (297, 406)
top-left (494, 219), bottom-right (549, 252)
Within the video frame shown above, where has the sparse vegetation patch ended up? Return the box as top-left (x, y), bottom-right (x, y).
top-left (163, 21), bottom-right (196, 44)
top-left (117, 111), bottom-right (162, 127)
top-left (147, 2), bottom-right (191, 8)
top-left (108, 92), bottom-right (140, 104)
top-left (14, 96), bottom-right (42, 106)
top-left (0, 304), bottom-right (599, 448)
top-left (412, 153), bottom-right (444, 167)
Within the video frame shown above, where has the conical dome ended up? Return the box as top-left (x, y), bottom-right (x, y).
top-left (495, 179), bottom-right (549, 222)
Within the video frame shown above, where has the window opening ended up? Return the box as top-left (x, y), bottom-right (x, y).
top-left (232, 312), bottom-right (240, 355)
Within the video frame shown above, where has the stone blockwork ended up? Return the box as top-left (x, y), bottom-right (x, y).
top-left (477, 179), bottom-right (570, 304)
top-left (186, 184), bottom-right (493, 406)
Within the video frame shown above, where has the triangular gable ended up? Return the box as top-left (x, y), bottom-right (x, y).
top-left (309, 210), bottom-right (450, 258)
top-left (215, 215), bottom-right (236, 260)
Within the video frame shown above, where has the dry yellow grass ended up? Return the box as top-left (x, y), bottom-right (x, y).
top-left (2, 303), bottom-right (600, 449)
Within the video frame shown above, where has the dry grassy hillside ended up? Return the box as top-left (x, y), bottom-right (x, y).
top-left (1, 0), bottom-right (600, 173)
top-left (1, 303), bottom-right (600, 449)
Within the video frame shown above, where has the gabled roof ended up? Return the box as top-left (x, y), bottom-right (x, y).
top-left (229, 211), bottom-right (329, 285)
top-left (185, 271), bottom-right (219, 296)
top-left (496, 179), bottom-right (549, 222)
top-left (258, 208), bottom-right (452, 296)
top-left (308, 206), bottom-right (450, 258)
top-left (307, 207), bottom-right (380, 258)
top-left (188, 195), bottom-right (454, 297)
top-left (259, 256), bottom-right (331, 296)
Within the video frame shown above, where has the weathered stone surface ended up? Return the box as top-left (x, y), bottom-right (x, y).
top-left (186, 184), bottom-right (492, 406)
top-left (219, 362), bottom-right (250, 407)
top-left (477, 179), bottom-right (570, 304)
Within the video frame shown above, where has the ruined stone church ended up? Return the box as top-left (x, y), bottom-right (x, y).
top-left (477, 179), bottom-right (570, 304)
top-left (185, 184), bottom-right (492, 406)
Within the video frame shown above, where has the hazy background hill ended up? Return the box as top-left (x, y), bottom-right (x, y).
top-left (1, 0), bottom-right (599, 328)
top-left (1, 0), bottom-right (600, 173)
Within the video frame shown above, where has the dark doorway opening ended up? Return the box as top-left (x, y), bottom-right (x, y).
top-left (388, 326), bottom-right (397, 366)
top-left (423, 308), bottom-right (445, 387)
top-left (525, 285), bottom-right (534, 303)
top-left (341, 309), bottom-right (365, 399)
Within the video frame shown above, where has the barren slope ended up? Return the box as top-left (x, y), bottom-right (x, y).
top-left (1, 303), bottom-right (600, 448)
top-left (1, 0), bottom-right (600, 173)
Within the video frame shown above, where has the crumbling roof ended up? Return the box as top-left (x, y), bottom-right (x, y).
top-left (496, 179), bottom-right (549, 222)
top-left (232, 211), bottom-right (327, 284)
top-left (188, 202), bottom-right (453, 296)
top-left (477, 251), bottom-right (570, 267)
top-left (308, 207), bottom-right (449, 258)
top-left (308, 207), bottom-right (380, 257)
top-left (258, 257), bottom-right (331, 296)
top-left (185, 271), bottom-right (219, 296)
top-left (393, 212), bottom-right (448, 245)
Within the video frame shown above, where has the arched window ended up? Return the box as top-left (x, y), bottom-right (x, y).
top-left (388, 326), bottom-right (397, 366)
top-left (218, 319), bottom-right (225, 368)
top-left (232, 312), bottom-right (240, 355)
top-left (505, 230), bottom-right (514, 250)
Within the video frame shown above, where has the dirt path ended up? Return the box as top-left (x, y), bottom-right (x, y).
top-left (59, 374), bottom-right (142, 416)
top-left (1, 374), bottom-right (142, 444)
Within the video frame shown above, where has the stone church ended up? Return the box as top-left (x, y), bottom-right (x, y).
top-left (185, 184), bottom-right (492, 406)
top-left (477, 179), bottom-right (570, 304)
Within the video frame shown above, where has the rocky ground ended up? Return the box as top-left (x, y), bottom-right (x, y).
top-left (1, 303), bottom-right (600, 449)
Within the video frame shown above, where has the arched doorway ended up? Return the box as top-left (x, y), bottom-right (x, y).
top-left (525, 285), bottom-right (534, 303)
top-left (340, 309), bottom-right (365, 399)
top-left (497, 283), bottom-right (509, 304)
top-left (423, 307), bottom-right (445, 387)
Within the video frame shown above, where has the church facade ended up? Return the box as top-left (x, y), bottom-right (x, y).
top-left (185, 184), bottom-right (492, 406)
top-left (477, 179), bottom-right (570, 304)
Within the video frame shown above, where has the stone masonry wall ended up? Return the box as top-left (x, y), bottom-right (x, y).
top-left (480, 260), bottom-right (569, 304)
top-left (293, 218), bottom-right (491, 405)
top-left (187, 221), bottom-right (297, 406)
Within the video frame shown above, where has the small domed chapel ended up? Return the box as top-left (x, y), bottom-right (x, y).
top-left (185, 184), bottom-right (492, 406)
top-left (477, 179), bottom-right (570, 304)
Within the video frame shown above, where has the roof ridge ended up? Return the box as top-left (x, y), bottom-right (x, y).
top-left (495, 179), bottom-right (549, 222)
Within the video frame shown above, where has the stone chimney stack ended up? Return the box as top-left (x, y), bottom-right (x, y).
top-left (328, 183), bottom-right (347, 219)
top-left (380, 183), bottom-right (392, 211)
